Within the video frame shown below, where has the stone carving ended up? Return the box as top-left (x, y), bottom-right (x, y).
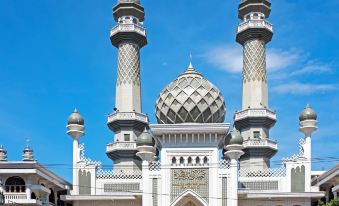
top-left (171, 169), bottom-right (209, 202)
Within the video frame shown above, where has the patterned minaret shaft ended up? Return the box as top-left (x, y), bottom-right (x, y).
top-left (234, 0), bottom-right (277, 169)
top-left (106, 0), bottom-right (148, 172)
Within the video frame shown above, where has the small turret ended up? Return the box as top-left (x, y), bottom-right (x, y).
top-left (0, 145), bottom-right (7, 162)
top-left (225, 127), bottom-right (245, 155)
top-left (299, 104), bottom-right (318, 135)
top-left (136, 128), bottom-right (155, 162)
top-left (22, 146), bottom-right (34, 161)
top-left (67, 109), bottom-right (85, 139)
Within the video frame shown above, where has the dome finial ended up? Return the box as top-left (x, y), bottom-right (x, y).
top-left (188, 53), bottom-right (193, 68)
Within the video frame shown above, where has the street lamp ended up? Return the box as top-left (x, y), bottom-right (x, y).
top-left (0, 191), bottom-right (5, 205)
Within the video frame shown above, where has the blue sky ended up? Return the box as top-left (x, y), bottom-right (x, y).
top-left (0, 0), bottom-right (338, 181)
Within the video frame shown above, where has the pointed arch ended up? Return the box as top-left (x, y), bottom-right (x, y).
top-left (171, 190), bottom-right (208, 206)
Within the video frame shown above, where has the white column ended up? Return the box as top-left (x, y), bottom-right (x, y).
top-left (0, 177), bottom-right (4, 193)
top-left (142, 160), bottom-right (152, 206)
top-left (25, 178), bottom-right (32, 200)
top-left (229, 159), bottom-right (239, 206)
top-left (303, 132), bottom-right (312, 192)
top-left (72, 138), bottom-right (79, 195)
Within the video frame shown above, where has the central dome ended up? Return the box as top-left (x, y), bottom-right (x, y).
top-left (155, 63), bottom-right (226, 124)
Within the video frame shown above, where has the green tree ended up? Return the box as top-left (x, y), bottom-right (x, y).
top-left (319, 198), bottom-right (339, 206)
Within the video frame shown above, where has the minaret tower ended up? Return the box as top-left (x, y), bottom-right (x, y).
top-left (106, 0), bottom-right (148, 172)
top-left (234, 0), bottom-right (277, 169)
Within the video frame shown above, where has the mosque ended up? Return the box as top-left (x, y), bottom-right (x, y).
top-left (0, 0), bottom-right (329, 206)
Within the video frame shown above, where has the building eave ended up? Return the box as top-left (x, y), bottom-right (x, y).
top-left (239, 191), bottom-right (325, 199)
top-left (62, 193), bottom-right (142, 201)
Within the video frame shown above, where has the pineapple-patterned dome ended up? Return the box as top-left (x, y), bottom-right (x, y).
top-left (155, 63), bottom-right (226, 124)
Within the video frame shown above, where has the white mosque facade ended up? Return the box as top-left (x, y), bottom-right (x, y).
top-left (0, 0), bottom-right (329, 206)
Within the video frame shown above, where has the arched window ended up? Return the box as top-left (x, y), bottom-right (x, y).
top-left (180, 157), bottom-right (184, 165)
top-left (172, 157), bottom-right (176, 165)
top-left (196, 157), bottom-right (200, 165)
top-left (49, 189), bottom-right (55, 203)
top-left (5, 176), bottom-right (26, 193)
top-left (203, 157), bottom-right (208, 165)
top-left (31, 192), bottom-right (36, 199)
top-left (187, 157), bottom-right (192, 166)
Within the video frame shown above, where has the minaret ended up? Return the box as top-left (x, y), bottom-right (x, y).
top-left (224, 128), bottom-right (244, 206)
top-left (234, 0), bottom-right (277, 169)
top-left (299, 104), bottom-right (317, 192)
top-left (106, 0), bottom-right (148, 172)
top-left (66, 109), bottom-right (85, 195)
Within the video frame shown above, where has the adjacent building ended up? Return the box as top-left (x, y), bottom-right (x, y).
top-left (0, 145), bottom-right (71, 206)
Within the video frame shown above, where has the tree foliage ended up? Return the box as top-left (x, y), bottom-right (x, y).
top-left (319, 198), bottom-right (339, 206)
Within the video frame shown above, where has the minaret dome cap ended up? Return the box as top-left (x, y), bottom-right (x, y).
top-left (226, 127), bottom-right (244, 145)
top-left (67, 109), bottom-right (85, 125)
top-left (299, 104), bottom-right (317, 121)
top-left (136, 129), bottom-right (155, 146)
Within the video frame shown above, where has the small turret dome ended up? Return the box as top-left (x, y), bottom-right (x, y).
top-left (226, 127), bottom-right (243, 145)
top-left (155, 63), bottom-right (226, 124)
top-left (299, 104), bottom-right (317, 121)
top-left (22, 146), bottom-right (34, 161)
top-left (67, 109), bottom-right (84, 125)
top-left (137, 129), bottom-right (154, 146)
top-left (0, 145), bottom-right (7, 161)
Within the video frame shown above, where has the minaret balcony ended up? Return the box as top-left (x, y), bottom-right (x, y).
top-left (236, 19), bottom-right (273, 44)
top-left (106, 141), bottom-right (138, 160)
top-left (234, 108), bottom-right (276, 129)
top-left (107, 112), bottom-right (148, 132)
top-left (243, 138), bottom-right (278, 150)
top-left (237, 19), bottom-right (272, 33)
top-left (106, 141), bottom-right (137, 152)
top-left (110, 23), bottom-right (147, 47)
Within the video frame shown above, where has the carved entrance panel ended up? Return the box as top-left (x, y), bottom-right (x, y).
top-left (171, 169), bottom-right (209, 202)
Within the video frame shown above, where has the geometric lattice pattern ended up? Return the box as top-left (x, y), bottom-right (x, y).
top-left (239, 181), bottom-right (279, 191)
top-left (170, 168), bottom-right (209, 202)
top-left (149, 161), bottom-right (161, 171)
top-left (243, 39), bottom-right (267, 82)
top-left (239, 166), bottom-right (286, 177)
top-left (117, 43), bottom-right (140, 85)
top-left (96, 169), bottom-right (142, 179)
top-left (104, 183), bottom-right (140, 192)
top-left (219, 159), bottom-right (230, 169)
top-left (156, 67), bottom-right (225, 124)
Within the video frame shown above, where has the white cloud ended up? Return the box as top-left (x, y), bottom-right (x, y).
top-left (203, 45), bottom-right (243, 73)
top-left (266, 48), bottom-right (300, 71)
top-left (290, 62), bottom-right (332, 76)
top-left (203, 45), bottom-right (300, 73)
top-left (272, 82), bottom-right (337, 95)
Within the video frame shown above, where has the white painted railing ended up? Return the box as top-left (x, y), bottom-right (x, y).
top-left (106, 142), bottom-right (137, 152)
top-left (110, 23), bottom-right (146, 36)
top-left (237, 19), bottom-right (273, 33)
top-left (243, 139), bottom-right (278, 150)
top-left (107, 112), bottom-right (148, 123)
top-left (4, 193), bottom-right (27, 200)
top-left (234, 108), bottom-right (276, 121)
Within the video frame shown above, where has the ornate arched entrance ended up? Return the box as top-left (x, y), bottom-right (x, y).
top-left (171, 190), bottom-right (208, 206)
